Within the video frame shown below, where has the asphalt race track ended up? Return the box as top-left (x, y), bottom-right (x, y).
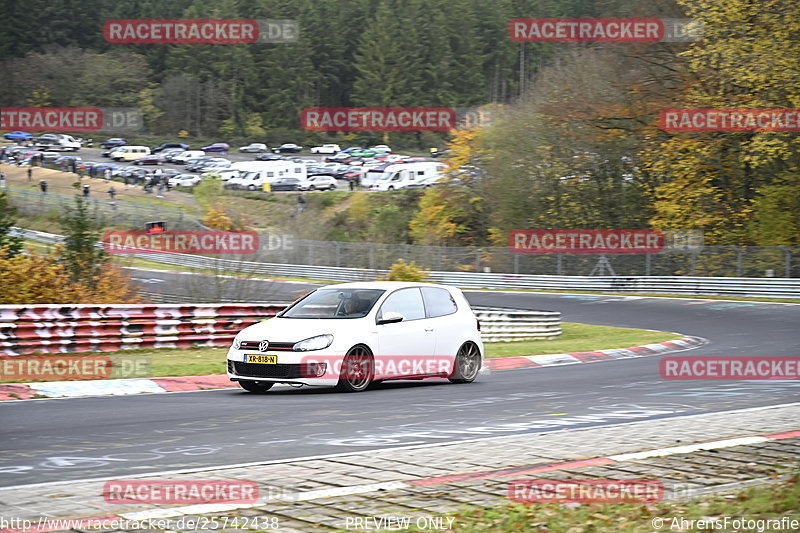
top-left (1, 291), bottom-right (798, 487)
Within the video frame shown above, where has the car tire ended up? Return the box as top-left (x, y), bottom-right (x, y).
top-left (335, 345), bottom-right (374, 393)
top-left (239, 380), bottom-right (274, 393)
top-left (448, 342), bottom-right (481, 384)
top-left (329, 185), bottom-right (336, 190)
top-left (248, 185), bottom-right (255, 191)
top-left (387, 186), bottom-right (394, 191)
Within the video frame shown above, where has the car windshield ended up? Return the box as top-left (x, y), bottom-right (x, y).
top-left (280, 289), bottom-right (384, 319)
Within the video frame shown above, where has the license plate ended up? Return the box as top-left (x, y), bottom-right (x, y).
top-left (245, 354), bottom-right (277, 364)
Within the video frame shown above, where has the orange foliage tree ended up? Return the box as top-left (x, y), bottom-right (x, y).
top-left (0, 247), bottom-right (142, 304)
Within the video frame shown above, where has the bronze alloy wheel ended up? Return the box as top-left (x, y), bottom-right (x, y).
top-left (335, 345), bottom-right (374, 392)
top-left (449, 342), bottom-right (481, 383)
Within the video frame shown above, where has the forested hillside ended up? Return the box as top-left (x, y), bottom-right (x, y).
top-left (2, 0), bottom-right (798, 247)
top-left (0, 0), bottom-right (684, 142)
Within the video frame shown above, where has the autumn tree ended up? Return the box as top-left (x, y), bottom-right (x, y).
top-left (641, 0), bottom-right (800, 245)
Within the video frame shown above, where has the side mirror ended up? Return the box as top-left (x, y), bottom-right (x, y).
top-left (377, 312), bottom-right (404, 325)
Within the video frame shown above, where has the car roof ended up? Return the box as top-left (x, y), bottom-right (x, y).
top-left (320, 281), bottom-right (454, 291)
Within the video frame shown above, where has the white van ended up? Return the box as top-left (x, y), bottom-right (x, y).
top-left (33, 134), bottom-right (82, 151)
top-left (229, 161), bottom-right (307, 190)
top-left (112, 146), bottom-right (151, 162)
top-left (171, 150), bottom-right (205, 164)
top-left (371, 162), bottom-right (447, 191)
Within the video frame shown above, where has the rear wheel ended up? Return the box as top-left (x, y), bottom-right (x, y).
top-left (335, 346), bottom-right (374, 392)
top-left (239, 380), bottom-right (274, 393)
top-left (449, 342), bottom-right (481, 383)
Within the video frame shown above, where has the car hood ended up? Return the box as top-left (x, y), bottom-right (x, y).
top-left (236, 316), bottom-right (370, 344)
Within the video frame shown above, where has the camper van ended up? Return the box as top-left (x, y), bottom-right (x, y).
top-left (228, 161), bottom-right (308, 190)
top-left (370, 162), bottom-right (447, 191)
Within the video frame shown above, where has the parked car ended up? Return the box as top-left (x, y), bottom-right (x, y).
top-left (169, 173), bottom-right (202, 187)
top-left (272, 143), bottom-right (303, 153)
top-left (133, 154), bottom-right (167, 165)
top-left (308, 163), bottom-right (346, 176)
top-left (101, 146), bottom-right (123, 158)
top-left (89, 162), bottom-right (119, 174)
top-left (187, 157), bottom-right (230, 172)
top-left (3, 131), bottom-right (32, 141)
top-left (195, 161), bottom-right (232, 173)
top-left (226, 282), bottom-right (483, 392)
top-left (371, 144), bottom-right (392, 153)
top-left (100, 138), bottom-right (127, 148)
top-left (113, 166), bottom-right (140, 178)
top-left (325, 153), bottom-right (353, 163)
top-left (268, 177), bottom-right (303, 191)
top-left (310, 144), bottom-right (341, 154)
top-left (299, 175), bottom-right (338, 191)
top-left (53, 155), bottom-right (82, 166)
top-left (201, 142), bottom-right (230, 153)
top-left (152, 142), bottom-right (190, 153)
top-left (256, 153), bottom-right (285, 161)
top-left (239, 143), bottom-right (268, 153)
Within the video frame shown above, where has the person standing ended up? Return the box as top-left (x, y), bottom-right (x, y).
top-left (108, 186), bottom-right (116, 201)
top-left (82, 184), bottom-right (90, 199)
top-left (104, 168), bottom-right (111, 182)
top-left (39, 180), bottom-right (48, 195)
top-left (0, 171), bottom-right (6, 189)
top-left (27, 166), bottom-right (33, 182)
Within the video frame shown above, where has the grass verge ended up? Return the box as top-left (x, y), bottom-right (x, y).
top-left (0, 323), bottom-right (682, 383)
top-left (419, 474), bottom-right (799, 533)
top-left (485, 322), bottom-right (680, 358)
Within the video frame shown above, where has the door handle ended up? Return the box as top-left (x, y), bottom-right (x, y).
top-left (424, 327), bottom-right (434, 332)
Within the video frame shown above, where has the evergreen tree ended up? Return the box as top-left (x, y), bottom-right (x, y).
top-left (0, 191), bottom-right (23, 258)
top-left (60, 195), bottom-right (108, 288)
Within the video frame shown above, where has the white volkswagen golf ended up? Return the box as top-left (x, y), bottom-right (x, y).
top-left (227, 281), bottom-right (483, 393)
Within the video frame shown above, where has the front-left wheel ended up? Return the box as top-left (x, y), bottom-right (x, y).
top-left (239, 380), bottom-right (274, 393)
top-left (336, 345), bottom-right (374, 392)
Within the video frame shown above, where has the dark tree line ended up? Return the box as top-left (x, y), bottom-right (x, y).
top-left (0, 0), bottom-right (634, 140)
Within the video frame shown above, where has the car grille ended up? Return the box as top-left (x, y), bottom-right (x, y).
top-left (229, 360), bottom-right (305, 379)
top-left (238, 340), bottom-right (295, 351)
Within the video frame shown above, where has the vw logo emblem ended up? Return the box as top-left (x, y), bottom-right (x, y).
top-left (259, 340), bottom-right (270, 352)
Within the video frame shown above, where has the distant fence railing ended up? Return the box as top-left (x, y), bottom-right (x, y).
top-left (6, 183), bottom-right (799, 277)
top-left (0, 303), bottom-right (560, 356)
top-left (11, 227), bottom-right (800, 299)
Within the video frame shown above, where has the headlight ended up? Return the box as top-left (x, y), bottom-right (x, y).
top-left (293, 334), bottom-right (333, 351)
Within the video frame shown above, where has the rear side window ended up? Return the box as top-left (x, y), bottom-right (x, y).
top-left (379, 288), bottom-right (425, 321)
top-left (421, 287), bottom-right (458, 318)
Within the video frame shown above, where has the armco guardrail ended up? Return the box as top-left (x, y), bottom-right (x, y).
top-left (473, 307), bottom-right (561, 342)
top-left (0, 303), bottom-right (559, 356)
top-left (0, 303), bottom-right (284, 356)
top-left (11, 227), bottom-right (800, 298)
